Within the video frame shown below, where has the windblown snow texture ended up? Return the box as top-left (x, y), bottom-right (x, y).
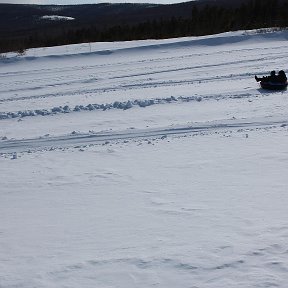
top-left (1, 29), bottom-right (288, 288)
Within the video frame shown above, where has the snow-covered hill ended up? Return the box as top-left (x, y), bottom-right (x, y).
top-left (1, 29), bottom-right (288, 288)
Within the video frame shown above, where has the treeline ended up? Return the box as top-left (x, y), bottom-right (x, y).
top-left (1, 0), bottom-right (288, 53)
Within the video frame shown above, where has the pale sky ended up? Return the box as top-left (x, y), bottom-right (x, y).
top-left (0, 0), bottom-right (188, 4)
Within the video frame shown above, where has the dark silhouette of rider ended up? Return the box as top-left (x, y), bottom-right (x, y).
top-left (277, 70), bottom-right (287, 83)
top-left (255, 70), bottom-right (277, 82)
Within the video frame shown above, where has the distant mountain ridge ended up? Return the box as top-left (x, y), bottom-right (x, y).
top-left (1, 0), bottom-right (288, 53)
top-left (0, 0), bottom-right (249, 37)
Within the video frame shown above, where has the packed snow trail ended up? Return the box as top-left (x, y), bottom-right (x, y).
top-left (1, 117), bottom-right (288, 153)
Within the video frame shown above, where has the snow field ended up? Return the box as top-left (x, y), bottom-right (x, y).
top-left (1, 29), bottom-right (288, 288)
top-left (1, 128), bottom-right (288, 288)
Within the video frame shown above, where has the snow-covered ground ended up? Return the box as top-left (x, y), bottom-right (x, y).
top-left (1, 29), bottom-right (288, 288)
top-left (40, 15), bottom-right (75, 21)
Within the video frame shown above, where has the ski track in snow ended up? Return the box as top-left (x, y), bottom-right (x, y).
top-left (0, 30), bottom-right (287, 143)
top-left (0, 117), bottom-right (287, 154)
top-left (1, 30), bottom-right (288, 153)
top-left (1, 31), bottom-right (288, 146)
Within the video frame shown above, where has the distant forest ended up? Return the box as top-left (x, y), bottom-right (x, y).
top-left (1, 0), bottom-right (288, 53)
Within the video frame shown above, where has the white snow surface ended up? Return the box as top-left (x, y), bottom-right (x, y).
top-left (40, 15), bottom-right (75, 21)
top-left (1, 29), bottom-right (288, 288)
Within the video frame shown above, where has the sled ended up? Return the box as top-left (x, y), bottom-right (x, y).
top-left (260, 81), bottom-right (288, 90)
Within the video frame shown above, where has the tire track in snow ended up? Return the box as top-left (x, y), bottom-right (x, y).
top-left (1, 46), bottom-right (287, 103)
top-left (0, 52), bottom-right (284, 95)
top-left (1, 118), bottom-right (287, 153)
top-left (0, 71), bottom-right (260, 105)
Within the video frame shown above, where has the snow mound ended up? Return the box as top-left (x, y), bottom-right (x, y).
top-left (0, 96), bottom-right (203, 120)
